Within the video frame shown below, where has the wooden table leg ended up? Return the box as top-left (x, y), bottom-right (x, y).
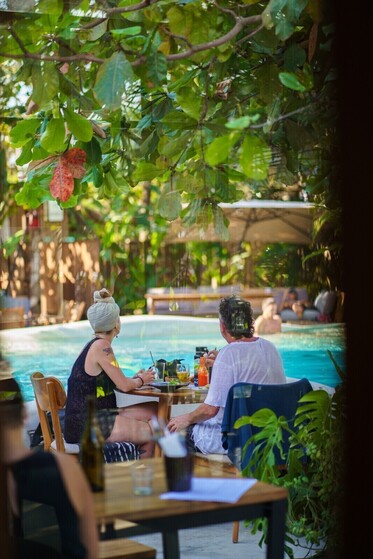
top-left (154, 395), bottom-right (173, 457)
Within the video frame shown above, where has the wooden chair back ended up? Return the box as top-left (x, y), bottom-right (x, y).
top-left (30, 372), bottom-right (67, 452)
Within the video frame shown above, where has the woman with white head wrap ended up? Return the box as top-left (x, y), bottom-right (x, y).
top-left (87, 289), bottom-right (120, 333)
top-left (64, 288), bottom-right (157, 458)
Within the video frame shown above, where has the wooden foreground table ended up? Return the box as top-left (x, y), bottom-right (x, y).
top-left (94, 457), bottom-right (288, 559)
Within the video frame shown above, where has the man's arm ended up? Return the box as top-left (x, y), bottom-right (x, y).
top-left (167, 402), bottom-right (219, 433)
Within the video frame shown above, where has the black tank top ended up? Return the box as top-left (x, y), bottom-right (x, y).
top-left (64, 338), bottom-right (117, 443)
top-left (10, 451), bottom-right (86, 559)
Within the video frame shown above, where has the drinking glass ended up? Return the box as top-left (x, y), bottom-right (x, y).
top-left (176, 363), bottom-right (190, 384)
top-left (130, 463), bottom-right (154, 495)
top-left (149, 362), bottom-right (165, 381)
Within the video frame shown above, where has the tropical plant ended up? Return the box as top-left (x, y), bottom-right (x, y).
top-left (235, 352), bottom-right (345, 558)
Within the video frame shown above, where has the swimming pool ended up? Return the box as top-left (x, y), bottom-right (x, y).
top-left (1, 315), bottom-right (345, 402)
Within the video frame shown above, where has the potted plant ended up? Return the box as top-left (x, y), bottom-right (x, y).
top-left (236, 352), bottom-right (345, 559)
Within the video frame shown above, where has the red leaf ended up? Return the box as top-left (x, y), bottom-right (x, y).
top-left (62, 147), bottom-right (86, 179)
top-left (50, 160), bottom-right (74, 202)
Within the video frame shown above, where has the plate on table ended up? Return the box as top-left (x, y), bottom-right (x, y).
top-left (149, 381), bottom-right (190, 393)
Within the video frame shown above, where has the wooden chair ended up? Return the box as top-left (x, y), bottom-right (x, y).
top-left (29, 373), bottom-right (156, 558)
top-left (30, 372), bottom-right (80, 454)
top-left (30, 373), bottom-right (141, 462)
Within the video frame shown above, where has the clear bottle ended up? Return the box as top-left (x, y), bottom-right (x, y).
top-left (80, 395), bottom-right (105, 492)
top-left (198, 356), bottom-right (209, 387)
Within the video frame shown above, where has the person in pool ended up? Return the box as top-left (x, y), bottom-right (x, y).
top-left (278, 287), bottom-right (306, 319)
top-left (254, 297), bottom-right (282, 335)
top-left (167, 296), bottom-right (285, 455)
top-left (64, 288), bottom-right (157, 458)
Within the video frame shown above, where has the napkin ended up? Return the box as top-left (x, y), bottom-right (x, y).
top-left (159, 433), bottom-right (187, 457)
top-left (160, 477), bottom-right (257, 503)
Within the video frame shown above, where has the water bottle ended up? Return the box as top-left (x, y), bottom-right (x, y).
top-left (193, 351), bottom-right (200, 386)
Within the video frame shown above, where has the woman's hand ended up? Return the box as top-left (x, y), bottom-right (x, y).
top-left (138, 368), bottom-right (155, 384)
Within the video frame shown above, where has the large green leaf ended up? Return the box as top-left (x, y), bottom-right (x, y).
top-left (64, 108), bottom-right (93, 142)
top-left (168, 69), bottom-right (199, 92)
top-left (158, 184), bottom-right (182, 220)
top-left (14, 177), bottom-right (52, 209)
top-left (79, 137), bottom-right (102, 165)
top-left (279, 71), bottom-right (307, 92)
top-left (36, 0), bottom-right (63, 15)
top-left (110, 27), bottom-right (142, 39)
top-left (256, 63), bottom-right (282, 103)
top-left (176, 87), bottom-right (201, 121)
top-left (10, 119), bottom-right (40, 148)
top-left (147, 51), bottom-right (167, 86)
top-left (161, 111), bottom-right (197, 130)
top-left (132, 162), bottom-right (165, 183)
top-left (93, 52), bottom-right (134, 110)
top-left (16, 141), bottom-right (33, 166)
top-left (205, 133), bottom-right (240, 166)
top-left (225, 116), bottom-right (251, 130)
top-left (157, 132), bottom-right (191, 159)
top-left (82, 20), bottom-right (107, 42)
top-left (240, 135), bottom-right (271, 180)
top-left (31, 62), bottom-right (60, 108)
top-left (40, 119), bottom-right (66, 153)
top-left (213, 205), bottom-right (229, 242)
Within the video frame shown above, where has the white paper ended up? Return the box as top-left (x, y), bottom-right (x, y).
top-left (159, 434), bottom-right (187, 457)
top-left (160, 477), bottom-right (257, 503)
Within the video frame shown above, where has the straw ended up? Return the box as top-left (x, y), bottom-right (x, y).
top-left (149, 350), bottom-right (156, 366)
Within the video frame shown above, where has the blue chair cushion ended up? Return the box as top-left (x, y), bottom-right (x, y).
top-left (221, 379), bottom-right (313, 470)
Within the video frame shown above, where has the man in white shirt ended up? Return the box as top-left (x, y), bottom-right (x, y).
top-left (167, 296), bottom-right (286, 454)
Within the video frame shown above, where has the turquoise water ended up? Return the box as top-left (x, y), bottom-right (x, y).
top-left (0, 316), bottom-right (345, 402)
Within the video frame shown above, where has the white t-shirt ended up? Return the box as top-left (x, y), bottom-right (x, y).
top-left (192, 338), bottom-right (286, 455)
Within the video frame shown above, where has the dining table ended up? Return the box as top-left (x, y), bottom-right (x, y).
top-left (126, 384), bottom-right (208, 456)
top-left (94, 457), bottom-right (288, 559)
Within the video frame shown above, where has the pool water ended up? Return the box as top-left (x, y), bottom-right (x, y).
top-left (1, 316), bottom-right (345, 402)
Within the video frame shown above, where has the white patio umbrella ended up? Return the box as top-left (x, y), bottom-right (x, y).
top-left (164, 200), bottom-right (316, 245)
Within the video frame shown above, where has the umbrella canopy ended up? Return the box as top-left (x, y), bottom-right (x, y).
top-left (164, 200), bottom-right (316, 245)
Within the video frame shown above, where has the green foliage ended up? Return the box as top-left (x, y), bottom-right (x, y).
top-left (0, 0), bottom-right (342, 294)
top-left (237, 358), bottom-right (345, 558)
top-left (1, 229), bottom-right (24, 258)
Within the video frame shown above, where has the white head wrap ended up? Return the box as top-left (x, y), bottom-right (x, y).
top-left (87, 289), bottom-right (120, 333)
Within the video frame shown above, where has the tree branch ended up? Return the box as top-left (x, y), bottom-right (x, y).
top-left (8, 26), bottom-right (28, 54)
top-left (1, 14), bottom-right (262, 67)
top-left (0, 51), bottom-right (105, 63)
top-left (161, 26), bottom-right (193, 49)
top-left (250, 105), bottom-right (317, 130)
top-left (236, 23), bottom-right (264, 46)
top-left (166, 15), bottom-right (262, 61)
